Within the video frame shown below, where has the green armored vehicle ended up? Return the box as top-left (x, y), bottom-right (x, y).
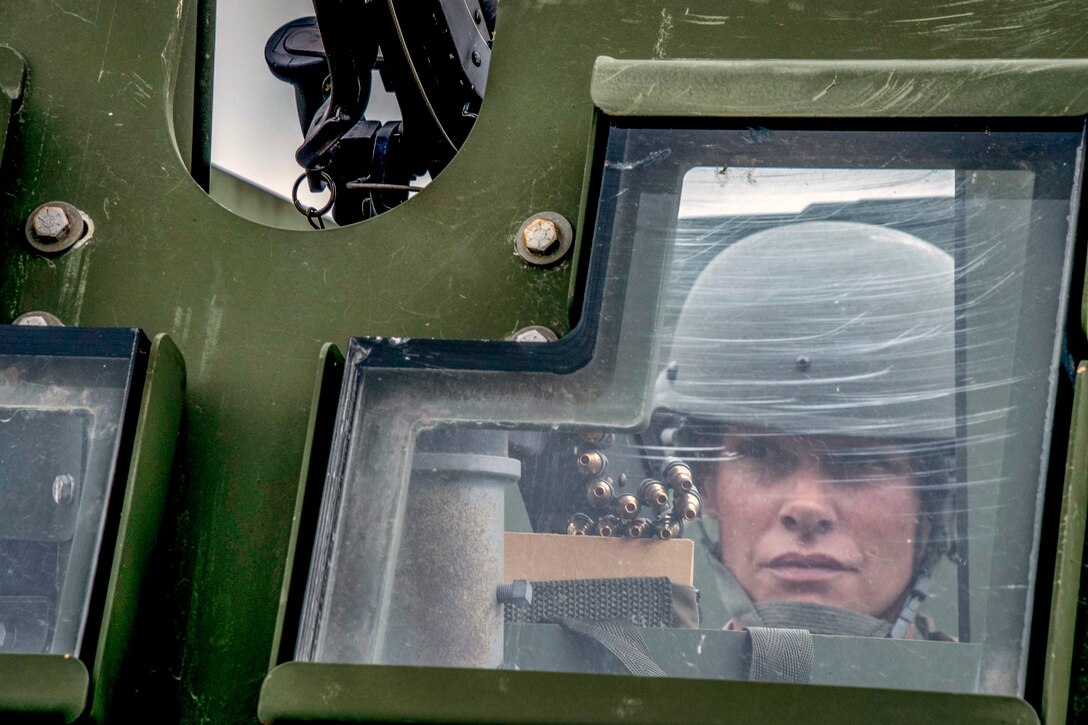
top-left (1, 1), bottom-right (1087, 723)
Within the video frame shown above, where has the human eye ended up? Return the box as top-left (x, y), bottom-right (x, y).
top-left (825, 449), bottom-right (909, 484)
top-left (722, 436), bottom-right (795, 481)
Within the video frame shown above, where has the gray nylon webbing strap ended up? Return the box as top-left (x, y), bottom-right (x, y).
top-left (755, 601), bottom-right (893, 637)
top-left (746, 626), bottom-right (814, 684)
top-left (554, 617), bottom-right (667, 677)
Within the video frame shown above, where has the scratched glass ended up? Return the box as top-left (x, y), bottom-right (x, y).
top-left (0, 353), bottom-right (132, 655)
top-left (301, 124), bottom-right (1083, 696)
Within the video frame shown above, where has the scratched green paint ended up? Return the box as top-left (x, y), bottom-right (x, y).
top-left (0, 1), bottom-right (1086, 723)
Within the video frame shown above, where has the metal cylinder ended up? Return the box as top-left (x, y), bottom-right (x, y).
top-left (638, 478), bottom-right (669, 508)
top-left (576, 449), bottom-right (606, 476)
top-left (585, 476), bottom-right (615, 508)
top-left (595, 515), bottom-right (620, 537)
top-left (675, 488), bottom-right (702, 521)
top-left (382, 429), bottom-right (520, 669)
top-left (614, 493), bottom-right (640, 519)
top-left (567, 512), bottom-right (593, 535)
top-left (655, 514), bottom-right (683, 540)
top-left (580, 430), bottom-right (615, 449)
top-left (624, 517), bottom-right (652, 539)
top-left (662, 457), bottom-right (694, 492)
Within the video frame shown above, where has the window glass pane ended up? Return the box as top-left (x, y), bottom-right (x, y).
top-left (302, 123), bottom-right (1083, 697)
top-left (0, 352), bottom-right (132, 655)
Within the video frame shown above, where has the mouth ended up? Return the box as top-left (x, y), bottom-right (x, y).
top-left (764, 553), bottom-right (858, 583)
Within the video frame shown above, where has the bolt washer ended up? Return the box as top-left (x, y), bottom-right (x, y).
top-left (515, 211), bottom-right (573, 266)
top-left (24, 201), bottom-right (86, 254)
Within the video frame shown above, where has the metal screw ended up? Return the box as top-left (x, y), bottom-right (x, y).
top-left (52, 474), bottom-right (76, 505)
top-left (471, 50), bottom-right (482, 67)
top-left (497, 579), bottom-right (533, 607)
top-left (24, 201), bottom-right (87, 253)
top-left (522, 218), bottom-right (559, 255)
top-left (474, 7), bottom-right (482, 23)
top-left (515, 211), bottom-right (574, 266)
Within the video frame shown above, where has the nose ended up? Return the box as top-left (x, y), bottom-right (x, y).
top-left (777, 466), bottom-right (836, 537)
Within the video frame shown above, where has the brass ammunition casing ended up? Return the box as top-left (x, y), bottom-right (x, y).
top-left (625, 518), bottom-right (651, 538)
top-left (585, 477), bottom-right (614, 507)
top-left (595, 515), bottom-right (620, 537)
top-left (638, 479), bottom-right (669, 508)
top-left (566, 513), bottom-right (593, 536)
top-left (580, 430), bottom-right (616, 449)
top-left (675, 489), bottom-right (702, 521)
top-left (662, 457), bottom-right (694, 492)
top-left (614, 493), bottom-right (640, 518)
top-left (655, 516), bottom-right (683, 540)
top-left (576, 449), bottom-right (606, 476)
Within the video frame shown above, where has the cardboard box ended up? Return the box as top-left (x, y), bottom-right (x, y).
top-left (504, 532), bottom-right (694, 586)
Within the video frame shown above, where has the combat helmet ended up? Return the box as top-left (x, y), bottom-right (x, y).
top-left (654, 220), bottom-right (960, 637)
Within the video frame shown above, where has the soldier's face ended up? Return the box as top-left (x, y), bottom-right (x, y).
top-left (711, 426), bottom-right (922, 621)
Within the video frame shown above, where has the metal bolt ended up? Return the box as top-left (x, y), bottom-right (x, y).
top-left (471, 50), bottom-right (482, 67)
top-left (52, 474), bottom-right (76, 505)
top-left (497, 579), bottom-right (533, 607)
top-left (515, 211), bottom-right (573, 266)
top-left (24, 201), bottom-right (87, 253)
top-left (32, 205), bottom-right (71, 240)
top-left (474, 7), bottom-right (482, 23)
top-left (13, 310), bottom-right (63, 327)
top-left (510, 325), bottom-right (558, 343)
top-left (522, 218), bottom-right (559, 255)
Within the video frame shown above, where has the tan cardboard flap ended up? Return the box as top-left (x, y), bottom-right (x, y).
top-left (504, 532), bottom-right (694, 586)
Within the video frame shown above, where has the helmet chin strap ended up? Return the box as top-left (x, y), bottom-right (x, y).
top-left (890, 574), bottom-right (932, 639)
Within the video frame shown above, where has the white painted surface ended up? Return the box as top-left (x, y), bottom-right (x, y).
top-left (210, 1), bottom-right (402, 213)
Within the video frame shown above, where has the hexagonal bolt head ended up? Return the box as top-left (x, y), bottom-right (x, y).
top-left (52, 474), bottom-right (76, 505)
top-left (32, 205), bottom-right (72, 241)
top-left (522, 218), bottom-right (559, 255)
top-left (497, 579), bottom-right (534, 607)
top-left (514, 328), bottom-right (549, 343)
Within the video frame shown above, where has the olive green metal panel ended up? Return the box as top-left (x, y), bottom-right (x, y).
top-left (0, 654), bottom-right (88, 723)
top-left (90, 334), bottom-right (186, 723)
top-left (269, 343), bottom-right (343, 671)
top-left (259, 661), bottom-right (1040, 725)
top-left (591, 57), bottom-right (1088, 118)
top-left (0, 45), bottom-right (25, 170)
top-left (1043, 362), bottom-right (1088, 725)
top-left (0, 1), bottom-right (1084, 723)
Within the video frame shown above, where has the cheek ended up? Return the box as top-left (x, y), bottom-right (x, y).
top-left (712, 476), bottom-right (775, 548)
top-left (848, 488), bottom-right (920, 557)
